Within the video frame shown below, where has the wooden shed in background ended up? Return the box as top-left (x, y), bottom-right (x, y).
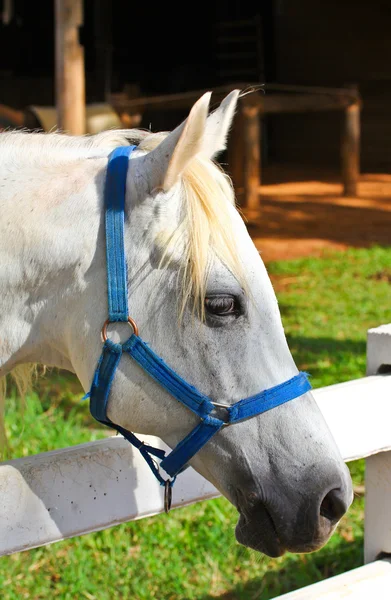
top-left (269, 0), bottom-right (391, 172)
top-left (0, 0), bottom-right (390, 174)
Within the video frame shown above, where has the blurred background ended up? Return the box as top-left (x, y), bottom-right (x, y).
top-left (1, 1), bottom-right (390, 598)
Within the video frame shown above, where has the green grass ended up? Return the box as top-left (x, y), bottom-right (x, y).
top-left (1, 246), bottom-right (390, 599)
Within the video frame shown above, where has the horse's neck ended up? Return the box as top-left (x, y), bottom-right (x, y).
top-left (0, 156), bottom-right (105, 376)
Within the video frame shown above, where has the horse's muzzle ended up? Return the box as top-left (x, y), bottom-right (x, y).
top-left (234, 474), bottom-right (353, 557)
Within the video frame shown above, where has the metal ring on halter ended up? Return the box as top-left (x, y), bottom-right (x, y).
top-left (164, 480), bottom-right (173, 513)
top-left (101, 316), bottom-right (139, 342)
top-left (210, 401), bottom-right (231, 426)
top-left (212, 401), bottom-right (231, 409)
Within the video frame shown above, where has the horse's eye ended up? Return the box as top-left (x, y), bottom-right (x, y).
top-left (205, 295), bottom-right (239, 317)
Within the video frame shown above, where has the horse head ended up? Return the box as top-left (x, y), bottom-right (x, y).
top-left (0, 91), bottom-right (353, 557)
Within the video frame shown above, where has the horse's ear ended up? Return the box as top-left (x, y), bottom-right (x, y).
top-left (201, 89), bottom-right (240, 159)
top-left (133, 92), bottom-right (211, 193)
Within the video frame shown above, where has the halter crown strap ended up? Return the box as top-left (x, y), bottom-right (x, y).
top-left (89, 146), bottom-right (312, 502)
top-left (105, 146), bottom-right (136, 322)
top-left (90, 146), bottom-right (171, 487)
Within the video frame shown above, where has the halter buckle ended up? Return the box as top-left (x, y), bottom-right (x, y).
top-left (101, 316), bottom-right (139, 342)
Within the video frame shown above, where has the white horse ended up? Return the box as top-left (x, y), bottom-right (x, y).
top-left (0, 91), bottom-right (352, 557)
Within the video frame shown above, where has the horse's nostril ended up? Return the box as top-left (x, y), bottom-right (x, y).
top-left (320, 488), bottom-right (348, 523)
top-left (247, 491), bottom-right (258, 507)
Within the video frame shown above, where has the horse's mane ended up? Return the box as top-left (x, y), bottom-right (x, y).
top-left (0, 128), bottom-right (243, 446)
top-left (0, 128), bottom-right (149, 161)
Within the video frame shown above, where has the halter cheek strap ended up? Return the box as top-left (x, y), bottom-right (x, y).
top-left (88, 146), bottom-right (312, 510)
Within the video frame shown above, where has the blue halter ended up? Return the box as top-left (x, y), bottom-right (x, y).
top-left (88, 146), bottom-right (311, 511)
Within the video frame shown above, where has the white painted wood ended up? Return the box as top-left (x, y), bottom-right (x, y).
top-left (1, 374), bottom-right (390, 556)
top-left (272, 559), bottom-right (391, 599)
top-left (365, 451), bottom-right (391, 563)
top-left (0, 436), bottom-right (218, 556)
top-left (367, 323), bottom-right (391, 375)
top-left (314, 375), bottom-right (391, 461)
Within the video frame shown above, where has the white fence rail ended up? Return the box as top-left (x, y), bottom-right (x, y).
top-left (1, 324), bottom-right (391, 599)
top-left (1, 374), bottom-right (390, 557)
top-left (275, 558), bottom-right (391, 599)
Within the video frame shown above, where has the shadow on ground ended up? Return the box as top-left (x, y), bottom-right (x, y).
top-left (240, 166), bottom-right (391, 261)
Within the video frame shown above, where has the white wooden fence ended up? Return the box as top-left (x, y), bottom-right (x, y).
top-left (1, 324), bottom-right (391, 599)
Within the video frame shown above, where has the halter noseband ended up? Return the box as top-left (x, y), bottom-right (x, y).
top-left (88, 146), bottom-right (311, 511)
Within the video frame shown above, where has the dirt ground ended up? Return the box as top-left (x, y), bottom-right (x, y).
top-left (242, 166), bottom-right (391, 263)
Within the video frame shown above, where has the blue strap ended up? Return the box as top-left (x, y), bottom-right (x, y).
top-left (89, 340), bottom-right (169, 485)
top-left (121, 335), bottom-right (311, 477)
top-left (160, 374), bottom-right (311, 477)
top-left (227, 372), bottom-right (311, 422)
top-left (123, 335), bottom-right (214, 419)
top-left (89, 340), bottom-right (123, 422)
top-left (123, 336), bottom-right (311, 427)
top-left (105, 146), bottom-right (137, 322)
top-left (90, 145), bottom-right (175, 486)
top-left (160, 416), bottom-right (224, 477)
top-left (90, 322), bottom-right (311, 480)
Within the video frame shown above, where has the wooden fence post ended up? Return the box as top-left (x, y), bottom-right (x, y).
top-left (55, 0), bottom-right (86, 134)
top-left (365, 452), bottom-right (391, 563)
top-left (341, 101), bottom-right (361, 197)
top-left (242, 96), bottom-right (262, 218)
top-left (365, 324), bottom-right (391, 563)
top-left (227, 101), bottom-right (245, 200)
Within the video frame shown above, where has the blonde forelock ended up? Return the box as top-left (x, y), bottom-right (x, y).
top-left (138, 134), bottom-right (245, 320)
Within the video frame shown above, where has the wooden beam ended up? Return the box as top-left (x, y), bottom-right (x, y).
top-left (227, 101), bottom-right (245, 198)
top-left (55, 0), bottom-right (86, 134)
top-left (341, 102), bottom-right (361, 197)
top-left (260, 93), bottom-right (356, 114)
top-left (111, 84), bottom-right (244, 114)
top-left (111, 89), bottom-right (358, 116)
top-left (242, 96), bottom-right (261, 215)
top-left (264, 82), bottom-right (361, 99)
